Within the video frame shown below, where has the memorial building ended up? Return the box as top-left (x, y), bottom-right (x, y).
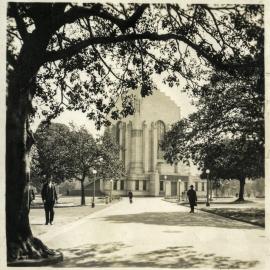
top-left (100, 89), bottom-right (207, 197)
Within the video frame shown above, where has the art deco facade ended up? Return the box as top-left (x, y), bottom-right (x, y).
top-left (100, 89), bottom-right (206, 197)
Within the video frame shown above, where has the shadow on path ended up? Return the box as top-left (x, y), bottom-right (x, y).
top-left (54, 242), bottom-right (259, 268)
top-left (103, 212), bottom-right (259, 230)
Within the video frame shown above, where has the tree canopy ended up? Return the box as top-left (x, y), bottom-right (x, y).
top-left (32, 122), bottom-right (125, 205)
top-left (7, 3), bottom-right (264, 128)
top-left (161, 70), bottom-right (264, 200)
top-left (6, 2), bottom-right (264, 263)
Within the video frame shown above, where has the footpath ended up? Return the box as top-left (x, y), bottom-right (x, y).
top-left (30, 195), bottom-right (119, 236)
top-left (31, 197), bottom-right (269, 269)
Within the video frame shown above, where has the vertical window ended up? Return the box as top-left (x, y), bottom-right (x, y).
top-left (202, 182), bottom-right (205, 191)
top-left (160, 181), bottom-right (164, 191)
top-left (195, 182), bottom-right (198, 191)
top-left (184, 182), bottom-right (188, 191)
top-left (113, 181), bottom-right (118, 190)
top-left (156, 121), bottom-right (166, 159)
top-left (116, 122), bottom-right (121, 144)
top-left (135, 180), bottom-right (139, 191)
top-left (143, 181), bottom-right (147, 191)
top-left (120, 180), bottom-right (124, 190)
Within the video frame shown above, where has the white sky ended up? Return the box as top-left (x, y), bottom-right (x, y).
top-left (41, 75), bottom-right (200, 176)
top-left (45, 76), bottom-right (197, 137)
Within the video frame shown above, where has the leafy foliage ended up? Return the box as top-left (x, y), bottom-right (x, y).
top-left (161, 70), bottom-right (264, 199)
top-left (7, 3), bottom-right (264, 129)
top-left (32, 122), bottom-right (71, 183)
top-left (97, 129), bottom-right (126, 181)
top-left (32, 122), bottom-right (125, 185)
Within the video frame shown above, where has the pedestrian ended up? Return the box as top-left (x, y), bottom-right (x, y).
top-left (41, 178), bottom-right (58, 225)
top-left (187, 185), bottom-right (197, 213)
top-left (128, 190), bottom-right (133, 203)
top-left (28, 184), bottom-right (35, 210)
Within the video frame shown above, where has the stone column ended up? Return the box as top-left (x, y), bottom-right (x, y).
top-left (129, 128), bottom-right (143, 175)
top-left (149, 172), bottom-right (159, 196)
top-left (125, 122), bottom-right (131, 171)
top-left (119, 122), bottom-right (123, 161)
top-left (151, 122), bottom-right (157, 172)
top-left (143, 121), bottom-right (149, 173)
top-left (165, 181), bottom-right (171, 198)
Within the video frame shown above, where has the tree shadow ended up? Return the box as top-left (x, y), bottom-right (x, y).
top-left (103, 212), bottom-right (260, 230)
top-left (54, 242), bottom-right (259, 268)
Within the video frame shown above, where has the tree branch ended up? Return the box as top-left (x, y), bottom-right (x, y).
top-left (53, 4), bottom-right (149, 33)
top-left (44, 32), bottom-right (260, 72)
top-left (9, 3), bottom-right (28, 40)
top-left (201, 5), bottom-right (226, 47)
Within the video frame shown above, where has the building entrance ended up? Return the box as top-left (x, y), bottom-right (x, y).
top-left (171, 181), bottom-right (177, 196)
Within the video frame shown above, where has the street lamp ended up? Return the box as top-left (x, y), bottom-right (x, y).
top-left (178, 179), bottom-right (182, 202)
top-left (91, 157), bottom-right (103, 208)
top-left (110, 179), bottom-right (113, 202)
top-left (210, 177), bottom-right (213, 201)
top-left (164, 175), bottom-right (167, 198)
top-left (92, 169), bottom-right (97, 208)
top-left (206, 169), bottom-right (210, 207)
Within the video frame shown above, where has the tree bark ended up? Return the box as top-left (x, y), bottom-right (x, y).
top-left (238, 176), bottom-right (246, 201)
top-left (81, 178), bottom-right (86, 206)
top-left (6, 33), bottom-right (61, 263)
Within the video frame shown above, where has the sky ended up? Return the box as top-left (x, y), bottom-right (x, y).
top-left (40, 75), bottom-right (200, 176)
top-left (47, 75), bottom-right (197, 137)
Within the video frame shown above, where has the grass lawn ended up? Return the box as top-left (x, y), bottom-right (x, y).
top-left (200, 207), bottom-right (265, 227)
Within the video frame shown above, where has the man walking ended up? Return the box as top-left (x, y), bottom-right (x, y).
top-left (187, 185), bottom-right (197, 213)
top-left (41, 178), bottom-right (58, 225)
top-left (128, 190), bottom-right (133, 203)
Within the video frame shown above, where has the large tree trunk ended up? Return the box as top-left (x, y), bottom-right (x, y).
top-left (238, 177), bottom-right (246, 201)
top-left (81, 179), bottom-right (86, 206)
top-left (6, 36), bottom-right (62, 264)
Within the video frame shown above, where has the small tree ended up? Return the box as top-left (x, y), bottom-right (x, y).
top-left (97, 129), bottom-right (125, 182)
top-left (33, 122), bottom-right (72, 183)
top-left (199, 139), bottom-right (263, 201)
top-left (64, 124), bottom-right (100, 205)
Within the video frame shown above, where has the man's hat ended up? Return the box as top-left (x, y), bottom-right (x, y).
top-left (190, 185), bottom-right (194, 188)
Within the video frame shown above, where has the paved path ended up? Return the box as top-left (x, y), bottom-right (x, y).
top-left (38, 198), bottom-right (269, 269)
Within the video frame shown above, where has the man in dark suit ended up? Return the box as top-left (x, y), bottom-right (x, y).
top-left (187, 185), bottom-right (197, 213)
top-left (128, 190), bottom-right (133, 203)
top-left (41, 179), bottom-right (58, 225)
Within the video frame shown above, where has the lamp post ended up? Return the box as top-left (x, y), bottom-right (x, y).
top-left (91, 157), bottom-right (103, 208)
top-left (110, 179), bottom-right (113, 202)
top-left (92, 169), bottom-right (97, 208)
top-left (178, 179), bottom-right (182, 202)
top-left (164, 175), bottom-right (167, 199)
top-left (210, 178), bottom-right (213, 201)
top-left (206, 169), bottom-right (210, 206)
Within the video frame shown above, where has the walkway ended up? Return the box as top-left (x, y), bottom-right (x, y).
top-left (36, 198), bottom-right (269, 268)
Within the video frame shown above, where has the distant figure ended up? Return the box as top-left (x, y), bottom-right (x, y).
top-left (26, 183), bottom-right (35, 211)
top-left (128, 191), bottom-right (133, 203)
top-left (41, 179), bottom-right (58, 225)
top-left (187, 185), bottom-right (197, 213)
top-left (28, 186), bottom-right (35, 210)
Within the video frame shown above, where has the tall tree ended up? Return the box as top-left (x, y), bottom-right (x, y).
top-left (161, 71), bottom-right (264, 201)
top-left (6, 3), bottom-right (263, 262)
top-left (33, 122), bottom-right (72, 182)
top-left (65, 124), bottom-right (100, 206)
